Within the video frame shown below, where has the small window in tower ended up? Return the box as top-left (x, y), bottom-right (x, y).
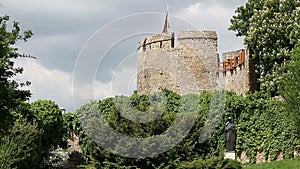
top-left (160, 41), bottom-right (162, 48)
top-left (144, 75), bottom-right (147, 78)
top-left (159, 70), bottom-right (163, 75)
top-left (171, 34), bottom-right (175, 48)
top-left (143, 38), bottom-right (147, 51)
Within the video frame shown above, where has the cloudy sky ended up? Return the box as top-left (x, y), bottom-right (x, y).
top-left (1, 0), bottom-right (247, 112)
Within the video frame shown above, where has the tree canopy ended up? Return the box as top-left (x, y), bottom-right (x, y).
top-left (0, 15), bottom-right (33, 134)
top-left (0, 15), bottom-right (68, 169)
top-left (280, 42), bottom-right (300, 131)
top-left (229, 0), bottom-right (300, 76)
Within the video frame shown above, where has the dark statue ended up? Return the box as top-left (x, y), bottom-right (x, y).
top-left (225, 117), bottom-right (236, 152)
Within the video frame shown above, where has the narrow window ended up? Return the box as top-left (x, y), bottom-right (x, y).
top-left (143, 38), bottom-right (147, 51)
top-left (171, 34), bottom-right (175, 48)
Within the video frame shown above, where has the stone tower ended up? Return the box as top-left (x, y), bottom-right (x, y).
top-left (137, 31), bottom-right (218, 95)
top-left (136, 30), bottom-right (257, 95)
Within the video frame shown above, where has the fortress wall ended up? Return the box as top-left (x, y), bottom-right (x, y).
top-left (137, 31), bottom-right (217, 95)
top-left (137, 31), bottom-right (255, 95)
top-left (175, 43), bottom-right (211, 93)
top-left (177, 31), bottom-right (218, 74)
top-left (217, 49), bottom-right (251, 95)
top-left (137, 33), bottom-right (177, 94)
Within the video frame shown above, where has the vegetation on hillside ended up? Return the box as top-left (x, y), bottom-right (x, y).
top-left (64, 90), bottom-right (298, 168)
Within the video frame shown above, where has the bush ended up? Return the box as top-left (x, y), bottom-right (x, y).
top-left (0, 119), bottom-right (41, 169)
top-left (179, 157), bottom-right (242, 169)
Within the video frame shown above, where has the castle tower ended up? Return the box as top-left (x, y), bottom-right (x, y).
top-left (137, 31), bottom-right (218, 95)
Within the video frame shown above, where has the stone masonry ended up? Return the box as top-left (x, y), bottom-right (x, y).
top-left (137, 31), bottom-right (257, 95)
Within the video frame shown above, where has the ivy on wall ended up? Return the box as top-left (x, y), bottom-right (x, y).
top-left (235, 93), bottom-right (300, 162)
top-left (69, 90), bottom-right (299, 167)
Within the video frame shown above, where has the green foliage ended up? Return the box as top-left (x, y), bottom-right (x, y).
top-left (0, 119), bottom-right (41, 169)
top-left (31, 100), bottom-right (67, 152)
top-left (0, 14), bottom-right (70, 169)
top-left (73, 90), bottom-right (300, 167)
top-left (229, 0), bottom-right (300, 95)
top-left (179, 157), bottom-right (242, 169)
top-left (76, 90), bottom-right (205, 168)
top-left (280, 42), bottom-right (300, 132)
top-left (0, 100), bottom-right (68, 169)
top-left (230, 0), bottom-right (300, 75)
top-left (0, 14), bottom-right (33, 134)
top-left (235, 92), bottom-right (299, 162)
top-left (63, 112), bottom-right (81, 138)
top-left (244, 158), bottom-right (300, 169)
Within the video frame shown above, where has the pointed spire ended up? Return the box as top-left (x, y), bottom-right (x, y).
top-left (162, 4), bottom-right (169, 33)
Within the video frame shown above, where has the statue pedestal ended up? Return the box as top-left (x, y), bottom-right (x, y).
top-left (224, 151), bottom-right (236, 160)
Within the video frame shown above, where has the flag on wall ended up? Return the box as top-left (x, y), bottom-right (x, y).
top-left (162, 5), bottom-right (170, 33)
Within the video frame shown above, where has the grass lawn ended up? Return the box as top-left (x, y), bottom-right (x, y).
top-left (244, 158), bottom-right (300, 169)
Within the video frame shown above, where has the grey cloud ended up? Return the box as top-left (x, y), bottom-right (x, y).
top-left (3, 0), bottom-right (245, 74)
top-left (1, 0), bottom-right (247, 111)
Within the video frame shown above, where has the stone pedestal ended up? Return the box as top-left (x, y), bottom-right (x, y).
top-left (224, 151), bottom-right (236, 160)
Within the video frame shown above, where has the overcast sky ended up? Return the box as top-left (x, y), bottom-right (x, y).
top-left (1, 0), bottom-right (247, 112)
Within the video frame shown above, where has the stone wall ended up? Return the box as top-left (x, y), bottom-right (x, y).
top-left (237, 149), bottom-right (299, 163)
top-left (137, 31), bottom-right (218, 95)
top-left (216, 49), bottom-right (251, 95)
top-left (137, 31), bottom-right (257, 95)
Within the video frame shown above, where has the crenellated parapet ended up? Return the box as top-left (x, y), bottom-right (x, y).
top-left (177, 31), bottom-right (217, 41)
top-left (137, 33), bottom-right (175, 51)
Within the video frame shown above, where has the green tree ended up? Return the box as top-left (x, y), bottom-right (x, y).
top-left (0, 14), bottom-right (70, 169)
top-left (229, 0), bottom-right (300, 95)
top-left (230, 0), bottom-right (300, 75)
top-left (0, 15), bottom-right (33, 134)
top-left (31, 100), bottom-right (66, 152)
top-left (0, 119), bottom-right (41, 169)
top-left (0, 99), bottom-right (67, 169)
top-left (280, 42), bottom-right (300, 131)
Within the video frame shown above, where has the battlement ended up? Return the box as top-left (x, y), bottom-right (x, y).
top-left (138, 33), bottom-right (175, 51)
top-left (137, 31), bottom-right (217, 52)
top-left (177, 31), bottom-right (217, 40)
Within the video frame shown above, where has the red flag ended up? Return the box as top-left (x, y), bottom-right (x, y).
top-left (162, 11), bottom-right (168, 33)
top-left (162, 5), bottom-right (169, 33)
